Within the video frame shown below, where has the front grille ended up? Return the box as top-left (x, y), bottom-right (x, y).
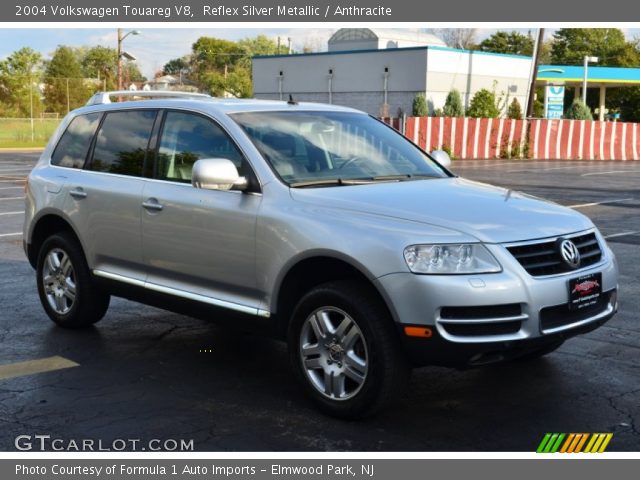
top-left (507, 232), bottom-right (602, 277)
top-left (439, 303), bottom-right (524, 338)
top-left (539, 290), bottom-right (614, 332)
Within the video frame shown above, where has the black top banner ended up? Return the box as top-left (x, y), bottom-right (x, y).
top-left (4, 0), bottom-right (639, 22)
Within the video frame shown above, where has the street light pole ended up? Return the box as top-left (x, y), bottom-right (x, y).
top-left (582, 55), bottom-right (599, 104)
top-left (116, 28), bottom-right (141, 91)
top-left (117, 28), bottom-right (122, 91)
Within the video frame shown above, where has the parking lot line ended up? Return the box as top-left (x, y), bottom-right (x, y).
top-left (0, 196), bottom-right (25, 201)
top-left (0, 186), bottom-right (23, 190)
top-left (581, 170), bottom-right (638, 177)
top-left (0, 356), bottom-right (79, 381)
top-left (0, 211), bottom-right (23, 216)
top-left (0, 232), bottom-right (21, 237)
top-left (604, 231), bottom-right (640, 239)
top-left (568, 198), bottom-right (634, 208)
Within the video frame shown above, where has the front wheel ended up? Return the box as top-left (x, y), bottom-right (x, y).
top-left (36, 232), bottom-right (110, 328)
top-left (288, 280), bottom-right (409, 418)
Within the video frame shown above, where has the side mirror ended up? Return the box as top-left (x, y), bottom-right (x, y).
top-left (430, 150), bottom-right (452, 168)
top-left (191, 158), bottom-right (248, 191)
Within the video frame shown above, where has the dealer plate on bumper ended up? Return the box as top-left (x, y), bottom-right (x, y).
top-left (568, 272), bottom-right (602, 310)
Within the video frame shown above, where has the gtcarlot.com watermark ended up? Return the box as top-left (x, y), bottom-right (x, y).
top-left (15, 435), bottom-right (194, 451)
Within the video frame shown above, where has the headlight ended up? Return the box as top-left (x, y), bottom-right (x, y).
top-left (403, 244), bottom-right (501, 274)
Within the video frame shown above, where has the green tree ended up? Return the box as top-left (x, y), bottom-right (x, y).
top-left (412, 93), bottom-right (428, 116)
top-left (442, 89), bottom-right (464, 117)
top-left (479, 31), bottom-right (534, 56)
top-left (507, 98), bottom-right (523, 119)
top-left (466, 89), bottom-right (500, 118)
top-left (237, 35), bottom-right (288, 68)
top-left (190, 37), bottom-right (249, 96)
top-left (0, 47), bottom-right (43, 117)
top-left (163, 57), bottom-right (190, 76)
top-left (81, 46), bottom-right (117, 90)
top-left (44, 46), bottom-right (92, 115)
top-left (564, 99), bottom-right (593, 120)
top-left (551, 28), bottom-right (636, 66)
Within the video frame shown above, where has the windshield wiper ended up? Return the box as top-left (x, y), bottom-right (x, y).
top-left (290, 178), bottom-right (377, 188)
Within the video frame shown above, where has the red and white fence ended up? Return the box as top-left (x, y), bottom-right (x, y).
top-left (383, 116), bottom-right (640, 160)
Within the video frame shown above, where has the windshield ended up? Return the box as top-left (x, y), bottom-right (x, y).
top-left (231, 111), bottom-right (449, 186)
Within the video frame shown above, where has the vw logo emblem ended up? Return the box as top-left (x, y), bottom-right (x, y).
top-left (558, 239), bottom-right (581, 269)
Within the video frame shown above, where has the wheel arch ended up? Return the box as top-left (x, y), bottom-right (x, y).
top-left (272, 251), bottom-right (400, 338)
top-left (27, 212), bottom-right (85, 269)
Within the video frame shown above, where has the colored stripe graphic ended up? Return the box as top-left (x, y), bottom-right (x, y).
top-left (538, 433), bottom-right (613, 453)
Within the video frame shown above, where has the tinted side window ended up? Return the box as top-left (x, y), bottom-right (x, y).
top-left (51, 113), bottom-right (101, 169)
top-left (157, 111), bottom-right (245, 182)
top-left (90, 110), bottom-right (157, 177)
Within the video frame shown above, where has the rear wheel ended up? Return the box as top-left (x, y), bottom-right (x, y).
top-left (288, 280), bottom-right (409, 418)
top-left (36, 232), bottom-right (110, 328)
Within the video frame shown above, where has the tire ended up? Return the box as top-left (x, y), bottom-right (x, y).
top-left (514, 341), bottom-right (564, 362)
top-left (36, 232), bottom-right (110, 328)
top-left (288, 280), bottom-right (410, 418)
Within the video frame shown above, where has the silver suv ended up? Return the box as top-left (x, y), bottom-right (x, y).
top-left (24, 91), bottom-right (618, 417)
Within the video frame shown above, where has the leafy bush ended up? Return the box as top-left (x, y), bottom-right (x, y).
top-left (507, 98), bottom-right (523, 120)
top-left (412, 93), bottom-right (428, 116)
top-left (443, 89), bottom-right (464, 117)
top-left (564, 99), bottom-right (593, 120)
top-left (466, 89), bottom-right (500, 118)
top-left (432, 108), bottom-right (444, 117)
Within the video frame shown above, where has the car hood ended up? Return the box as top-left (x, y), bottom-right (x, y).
top-left (289, 177), bottom-right (593, 243)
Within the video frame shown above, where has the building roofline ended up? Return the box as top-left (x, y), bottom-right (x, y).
top-left (253, 45), bottom-right (533, 61)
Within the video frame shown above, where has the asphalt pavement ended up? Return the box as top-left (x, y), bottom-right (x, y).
top-left (0, 152), bottom-right (638, 451)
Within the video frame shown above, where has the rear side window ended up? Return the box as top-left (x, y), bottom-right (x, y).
top-left (89, 110), bottom-right (157, 177)
top-left (51, 113), bottom-right (101, 169)
top-left (156, 111), bottom-right (245, 182)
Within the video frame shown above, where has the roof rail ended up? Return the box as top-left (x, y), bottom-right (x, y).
top-left (86, 90), bottom-right (211, 106)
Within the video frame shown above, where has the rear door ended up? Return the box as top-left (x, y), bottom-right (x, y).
top-left (64, 109), bottom-right (159, 282)
top-left (141, 110), bottom-right (263, 312)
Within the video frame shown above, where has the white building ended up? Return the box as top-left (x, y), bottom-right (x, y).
top-left (252, 28), bottom-right (533, 117)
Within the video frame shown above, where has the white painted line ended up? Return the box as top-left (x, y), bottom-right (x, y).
top-left (578, 120), bottom-right (585, 160)
top-left (555, 120), bottom-right (563, 159)
top-left (0, 169), bottom-right (32, 173)
top-left (472, 120), bottom-right (480, 159)
top-left (0, 232), bottom-right (21, 237)
top-left (0, 196), bottom-right (24, 201)
top-left (0, 211), bottom-right (23, 216)
top-left (0, 356), bottom-right (79, 381)
top-left (519, 120), bottom-right (527, 159)
top-left (461, 117), bottom-right (468, 159)
top-left (484, 118), bottom-right (492, 159)
top-left (581, 170), bottom-right (639, 177)
top-left (604, 231), bottom-right (640, 239)
top-left (0, 186), bottom-right (22, 190)
top-left (450, 117), bottom-right (456, 157)
top-left (507, 119), bottom-right (515, 158)
top-left (621, 123), bottom-right (627, 161)
top-left (437, 116), bottom-right (444, 150)
top-left (567, 120), bottom-right (575, 159)
top-left (568, 198), bottom-right (634, 209)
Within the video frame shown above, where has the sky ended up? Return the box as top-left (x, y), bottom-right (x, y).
top-left (1, 28), bottom-right (639, 79)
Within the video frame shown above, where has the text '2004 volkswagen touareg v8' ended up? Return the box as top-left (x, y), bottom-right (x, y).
top-left (24, 91), bottom-right (618, 418)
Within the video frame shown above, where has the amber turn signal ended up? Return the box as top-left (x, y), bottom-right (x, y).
top-left (404, 326), bottom-right (432, 338)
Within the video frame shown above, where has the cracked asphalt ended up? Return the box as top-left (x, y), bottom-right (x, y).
top-left (0, 153), bottom-right (638, 451)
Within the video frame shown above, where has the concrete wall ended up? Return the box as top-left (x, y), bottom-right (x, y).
top-left (425, 48), bottom-right (531, 114)
top-left (253, 49), bottom-right (428, 116)
top-left (252, 47), bottom-right (533, 117)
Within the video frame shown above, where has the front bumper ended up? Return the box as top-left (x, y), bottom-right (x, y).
top-left (375, 233), bottom-right (619, 367)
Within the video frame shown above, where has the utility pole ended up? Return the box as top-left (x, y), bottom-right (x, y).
top-left (117, 28), bottom-right (123, 91)
top-left (526, 28), bottom-right (545, 118)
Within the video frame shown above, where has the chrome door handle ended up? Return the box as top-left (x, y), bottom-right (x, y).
top-left (69, 188), bottom-right (87, 199)
top-left (142, 199), bottom-right (163, 211)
